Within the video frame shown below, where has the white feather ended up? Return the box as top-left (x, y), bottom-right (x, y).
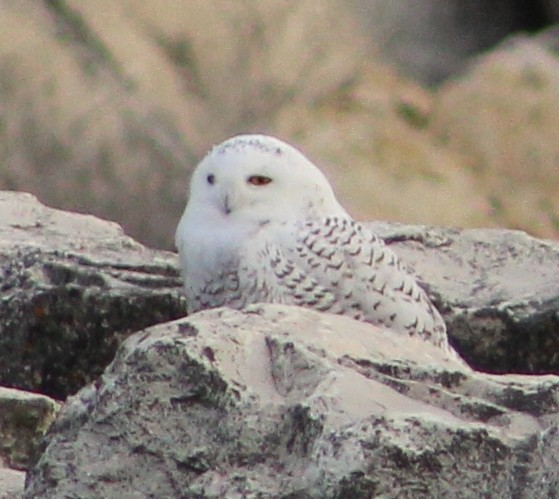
top-left (175, 134), bottom-right (451, 351)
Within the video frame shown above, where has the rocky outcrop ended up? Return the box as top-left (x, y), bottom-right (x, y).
top-left (370, 222), bottom-right (559, 374)
top-left (24, 306), bottom-right (559, 498)
top-left (350, 0), bottom-right (549, 84)
top-left (1, 5), bottom-right (558, 494)
top-left (433, 33), bottom-right (559, 239)
top-left (0, 191), bottom-right (184, 497)
top-left (0, 387), bottom-right (59, 470)
top-left (0, 387), bottom-right (59, 499)
top-left (2, 191), bottom-right (557, 406)
top-left (0, 467), bottom-right (25, 499)
top-left (0, 192), bottom-right (557, 497)
top-left (0, 191), bottom-right (186, 400)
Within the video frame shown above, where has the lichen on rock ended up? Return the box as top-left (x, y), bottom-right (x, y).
top-left (24, 306), bottom-right (559, 498)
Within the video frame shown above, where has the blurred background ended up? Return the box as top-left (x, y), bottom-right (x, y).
top-left (1, 0), bottom-right (558, 249)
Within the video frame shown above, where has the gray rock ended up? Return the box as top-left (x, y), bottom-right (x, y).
top-left (349, 0), bottom-right (544, 84)
top-left (369, 222), bottom-right (559, 374)
top-left (0, 191), bottom-right (186, 399)
top-left (1, 191), bottom-right (558, 409)
top-left (431, 33), bottom-right (559, 241)
top-left (0, 387), bottom-right (59, 470)
top-left (24, 306), bottom-right (559, 498)
top-left (1, 193), bottom-right (557, 496)
top-left (0, 467), bottom-right (25, 499)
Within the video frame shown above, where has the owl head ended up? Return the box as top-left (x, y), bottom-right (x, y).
top-left (183, 135), bottom-right (348, 226)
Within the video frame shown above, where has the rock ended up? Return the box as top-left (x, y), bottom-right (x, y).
top-left (1, 190), bottom-right (557, 406)
top-left (432, 34), bottom-right (559, 240)
top-left (0, 467), bottom-right (25, 499)
top-left (0, 386), bottom-right (59, 499)
top-left (0, 387), bottom-right (60, 470)
top-left (0, 194), bottom-right (557, 495)
top-left (349, 0), bottom-right (540, 84)
top-left (23, 306), bottom-right (559, 498)
top-left (369, 222), bottom-right (559, 374)
top-left (0, 191), bottom-right (186, 400)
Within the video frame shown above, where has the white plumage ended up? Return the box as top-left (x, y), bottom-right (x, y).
top-left (175, 134), bottom-right (450, 351)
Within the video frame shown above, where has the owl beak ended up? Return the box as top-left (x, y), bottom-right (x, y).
top-left (223, 194), bottom-right (232, 215)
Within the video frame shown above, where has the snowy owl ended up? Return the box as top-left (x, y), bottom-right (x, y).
top-left (175, 134), bottom-right (450, 351)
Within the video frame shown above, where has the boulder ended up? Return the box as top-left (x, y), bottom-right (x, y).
top-left (0, 387), bottom-right (59, 470)
top-left (0, 191), bottom-right (186, 400)
top-left (432, 34), bottom-right (559, 240)
top-left (0, 386), bottom-right (58, 499)
top-left (2, 191), bottom-right (558, 405)
top-left (24, 306), bottom-right (559, 498)
top-left (0, 193), bottom-right (557, 495)
top-left (349, 0), bottom-right (537, 84)
top-left (0, 467), bottom-right (25, 499)
top-left (369, 222), bottom-right (559, 374)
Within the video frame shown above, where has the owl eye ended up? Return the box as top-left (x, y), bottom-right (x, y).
top-left (247, 175), bottom-right (272, 186)
top-left (206, 174), bottom-right (216, 185)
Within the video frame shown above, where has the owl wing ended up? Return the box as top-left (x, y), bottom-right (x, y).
top-left (242, 217), bottom-right (449, 350)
